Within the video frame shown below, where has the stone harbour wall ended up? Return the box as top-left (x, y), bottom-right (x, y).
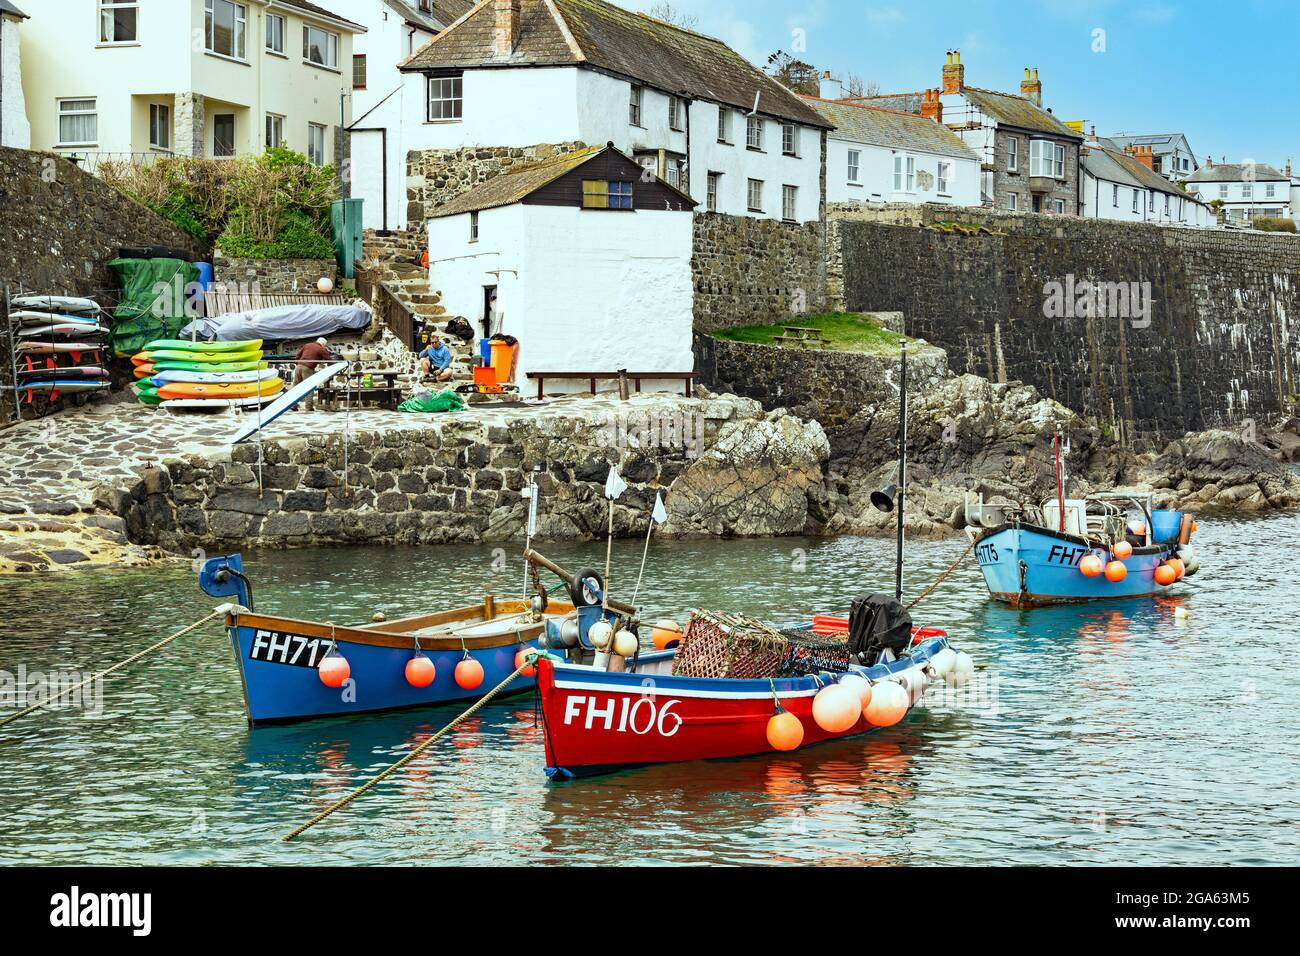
top-left (692, 212), bottom-right (828, 332)
top-left (404, 142), bottom-right (589, 230)
top-left (831, 202), bottom-right (1300, 437)
top-left (212, 252), bottom-right (338, 294)
top-left (114, 395), bottom-right (832, 552)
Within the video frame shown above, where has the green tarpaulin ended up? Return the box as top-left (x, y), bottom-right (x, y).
top-left (108, 258), bottom-right (201, 358)
top-left (398, 390), bottom-right (465, 414)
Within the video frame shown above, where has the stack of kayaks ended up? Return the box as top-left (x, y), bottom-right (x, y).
top-left (10, 296), bottom-right (110, 402)
top-left (131, 339), bottom-right (284, 412)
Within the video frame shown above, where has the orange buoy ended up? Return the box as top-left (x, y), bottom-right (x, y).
top-left (1105, 560), bottom-right (1128, 582)
top-left (864, 681), bottom-right (909, 727)
top-left (1154, 564), bottom-right (1177, 586)
top-left (405, 654), bottom-right (436, 688)
top-left (1079, 554), bottom-right (1105, 578)
top-left (651, 620), bottom-right (683, 650)
top-left (812, 685), bottom-right (860, 733)
top-left (454, 657), bottom-right (484, 690)
top-left (1168, 558), bottom-right (1185, 580)
top-left (318, 654), bottom-right (350, 688)
top-left (515, 647), bottom-right (536, 677)
top-left (1113, 541), bottom-right (1134, 560)
top-left (766, 710), bottom-right (804, 751)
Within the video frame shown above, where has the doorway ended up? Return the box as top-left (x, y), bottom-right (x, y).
top-left (481, 285), bottom-right (497, 339)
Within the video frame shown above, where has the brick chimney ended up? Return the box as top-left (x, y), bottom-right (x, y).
top-left (1020, 68), bottom-right (1042, 107)
top-left (1205, 155), bottom-right (1214, 168)
top-left (1126, 144), bottom-right (1155, 170)
top-left (921, 88), bottom-right (943, 123)
top-left (941, 50), bottom-right (964, 95)
top-left (493, 0), bottom-right (521, 56)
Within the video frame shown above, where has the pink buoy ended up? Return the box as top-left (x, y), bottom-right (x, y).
top-left (318, 654), bottom-right (350, 688)
top-left (405, 654), bottom-right (436, 688)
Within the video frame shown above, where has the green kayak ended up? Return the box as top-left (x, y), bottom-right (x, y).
top-left (145, 348), bottom-right (264, 364)
top-left (149, 360), bottom-right (270, 373)
top-left (145, 339), bottom-right (263, 352)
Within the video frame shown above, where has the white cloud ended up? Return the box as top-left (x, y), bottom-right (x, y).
top-left (864, 5), bottom-right (906, 30)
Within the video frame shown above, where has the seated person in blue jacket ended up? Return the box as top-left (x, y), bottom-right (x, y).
top-left (419, 335), bottom-right (453, 382)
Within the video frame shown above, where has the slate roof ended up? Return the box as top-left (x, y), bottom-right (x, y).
top-left (0, 0), bottom-right (28, 18)
top-left (402, 0), bottom-right (831, 128)
top-left (802, 96), bottom-right (978, 161)
top-left (842, 92), bottom-right (924, 114)
top-left (384, 0), bottom-right (473, 31)
top-left (428, 142), bottom-right (696, 218)
top-left (1084, 144), bottom-right (1205, 201)
top-left (1104, 133), bottom-right (1187, 153)
top-left (960, 86), bottom-right (1081, 139)
top-left (1188, 162), bottom-right (1289, 183)
top-left (277, 0), bottom-right (366, 31)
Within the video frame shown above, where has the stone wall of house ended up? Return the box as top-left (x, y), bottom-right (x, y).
top-left (213, 251), bottom-right (337, 293)
top-left (404, 142), bottom-right (589, 229)
top-left (111, 394), bottom-right (832, 551)
top-left (992, 129), bottom-right (1082, 215)
top-left (692, 213), bottom-right (827, 332)
top-left (831, 202), bottom-right (1300, 437)
top-left (694, 324), bottom-right (948, 428)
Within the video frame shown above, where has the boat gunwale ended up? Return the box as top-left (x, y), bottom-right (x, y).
top-left (975, 521), bottom-right (1173, 557)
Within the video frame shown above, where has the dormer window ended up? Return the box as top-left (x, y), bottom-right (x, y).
top-left (582, 180), bottom-right (634, 210)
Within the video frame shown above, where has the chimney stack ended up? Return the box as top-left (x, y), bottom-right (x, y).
top-left (1020, 67), bottom-right (1042, 107)
top-left (493, 0), bottom-right (521, 56)
top-left (1205, 155), bottom-right (1213, 168)
top-left (941, 50), bottom-right (964, 95)
top-left (1126, 144), bottom-right (1154, 170)
top-left (921, 88), bottom-right (943, 124)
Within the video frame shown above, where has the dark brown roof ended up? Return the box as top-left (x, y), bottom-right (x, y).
top-left (402, 0), bottom-right (831, 128)
top-left (277, 0), bottom-right (366, 32)
top-left (429, 142), bottom-right (696, 217)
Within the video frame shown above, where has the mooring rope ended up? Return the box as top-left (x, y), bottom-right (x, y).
top-left (281, 659), bottom-right (532, 842)
top-left (906, 537), bottom-right (978, 611)
top-left (0, 609), bottom-right (224, 730)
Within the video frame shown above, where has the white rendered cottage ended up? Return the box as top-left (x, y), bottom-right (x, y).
top-left (426, 143), bottom-right (696, 396)
top-left (389, 0), bottom-right (831, 229)
top-left (804, 94), bottom-right (980, 206)
top-left (1082, 138), bottom-right (1215, 228)
top-left (0, 0), bottom-right (29, 149)
top-left (1188, 159), bottom-right (1293, 225)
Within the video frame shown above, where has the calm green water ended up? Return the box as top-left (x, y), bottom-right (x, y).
top-left (2, 516), bottom-right (1298, 866)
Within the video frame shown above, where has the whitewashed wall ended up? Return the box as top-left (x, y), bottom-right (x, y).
top-left (825, 137), bottom-right (979, 206)
top-left (1083, 173), bottom-right (1215, 227)
top-left (1, 15), bottom-right (29, 149)
top-left (428, 203), bottom-right (694, 394)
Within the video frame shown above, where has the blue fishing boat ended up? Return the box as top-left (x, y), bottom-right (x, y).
top-left (198, 554), bottom-right (586, 725)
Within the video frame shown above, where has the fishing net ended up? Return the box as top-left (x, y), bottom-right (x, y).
top-left (671, 610), bottom-right (852, 679)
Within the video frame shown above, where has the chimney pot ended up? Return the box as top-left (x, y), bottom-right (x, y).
top-left (942, 50), bottom-right (965, 94)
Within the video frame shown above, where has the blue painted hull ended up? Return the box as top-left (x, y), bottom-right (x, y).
top-left (974, 525), bottom-right (1175, 607)
top-left (228, 618), bottom-right (543, 726)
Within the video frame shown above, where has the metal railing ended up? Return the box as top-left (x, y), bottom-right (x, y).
top-left (58, 150), bottom-right (177, 175)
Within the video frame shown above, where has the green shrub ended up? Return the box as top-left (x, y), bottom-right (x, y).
top-left (218, 210), bottom-right (334, 260)
top-left (1252, 217), bottom-right (1297, 233)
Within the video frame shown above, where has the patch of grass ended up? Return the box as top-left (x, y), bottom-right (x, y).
top-left (713, 312), bottom-right (908, 355)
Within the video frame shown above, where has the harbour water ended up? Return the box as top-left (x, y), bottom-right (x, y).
top-left (2, 513), bottom-right (1298, 866)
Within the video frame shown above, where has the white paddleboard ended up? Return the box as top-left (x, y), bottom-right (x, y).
top-left (12, 295), bottom-right (100, 314)
top-left (15, 341), bottom-right (103, 355)
top-left (230, 361), bottom-right (348, 444)
top-left (17, 323), bottom-right (109, 338)
top-left (17, 366), bottom-right (109, 379)
top-left (11, 310), bottom-right (103, 327)
top-left (18, 380), bottom-right (110, 393)
top-left (161, 395), bottom-right (278, 412)
top-left (148, 368), bottom-right (279, 386)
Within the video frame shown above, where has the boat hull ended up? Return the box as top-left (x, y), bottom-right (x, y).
top-left (226, 608), bottom-right (552, 725)
top-left (538, 639), bottom-right (948, 779)
top-left (974, 524), bottom-right (1174, 607)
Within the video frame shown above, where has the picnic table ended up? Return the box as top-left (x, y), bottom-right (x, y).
top-left (316, 367), bottom-right (403, 410)
top-left (772, 325), bottom-right (830, 348)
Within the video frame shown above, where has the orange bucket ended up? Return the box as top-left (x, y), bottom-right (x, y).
top-left (490, 340), bottom-right (516, 383)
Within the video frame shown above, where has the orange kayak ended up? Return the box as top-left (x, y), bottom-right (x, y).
top-left (156, 378), bottom-right (284, 401)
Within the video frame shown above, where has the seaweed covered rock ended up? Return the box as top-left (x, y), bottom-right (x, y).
top-left (1136, 430), bottom-right (1300, 511)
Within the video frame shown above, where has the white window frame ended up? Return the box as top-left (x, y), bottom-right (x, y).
top-left (847, 149), bottom-right (860, 183)
top-left (937, 160), bottom-right (951, 195)
top-left (99, 0), bottom-right (138, 45)
top-left (746, 115), bottom-right (763, 151)
top-left (1265, 183), bottom-right (1276, 198)
top-left (1054, 198), bottom-right (1065, 214)
top-left (717, 106), bottom-right (731, 144)
top-left (782, 123), bottom-right (797, 156)
top-left (782, 184), bottom-right (797, 221)
top-left (149, 103), bottom-right (171, 151)
top-left (1112, 183), bottom-right (1119, 207)
top-left (57, 98), bottom-right (98, 147)
top-left (893, 153), bottom-right (915, 193)
top-left (205, 0), bottom-right (248, 61)
top-left (307, 123), bottom-right (327, 166)
top-left (706, 171), bottom-right (720, 212)
top-left (629, 85), bottom-right (643, 127)
top-left (1132, 190), bottom-right (1140, 214)
top-left (1163, 194), bottom-right (1170, 216)
top-left (265, 113), bottom-right (285, 149)
top-left (668, 96), bottom-right (683, 131)
top-left (1030, 139), bottom-right (1064, 178)
top-left (265, 12), bottom-right (285, 55)
top-left (1007, 137), bottom-right (1018, 173)
top-left (1054, 143), bottom-right (1065, 179)
top-left (1219, 184), bottom-right (1228, 199)
top-left (747, 178), bottom-right (764, 213)
top-left (426, 73), bottom-right (463, 122)
top-left (1242, 183), bottom-right (1253, 199)
top-left (303, 24), bottom-right (340, 70)
top-left (1007, 192), bottom-right (1018, 211)
top-left (470, 211), bottom-right (479, 242)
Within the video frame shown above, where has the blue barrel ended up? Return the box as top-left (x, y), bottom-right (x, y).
top-left (1150, 510), bottom-right (1183, 544)
top-left (479, 338), bottom-right (492, 365)
top-left (194, 261), bottom-right (214, 290)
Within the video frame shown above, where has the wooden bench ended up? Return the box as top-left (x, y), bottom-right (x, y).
top-left (204, 290), bottom-right (349, 317)
top-left (772, 325), bottom-right (830, 348)
top-left (527, 371), bottom-right (695, 401)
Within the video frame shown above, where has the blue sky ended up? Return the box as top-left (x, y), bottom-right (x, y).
top-left (619, 0), bottom-right (1298, 170)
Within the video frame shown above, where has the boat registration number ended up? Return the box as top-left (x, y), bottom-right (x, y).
top-left (248, 629), bottom-right (333, 669)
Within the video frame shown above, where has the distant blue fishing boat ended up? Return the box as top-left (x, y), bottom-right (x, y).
top-left (198, 554), bottom-right (581, 725)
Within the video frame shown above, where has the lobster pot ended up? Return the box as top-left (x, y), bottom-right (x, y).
top-left (671, 611), bottom-right (854, 679)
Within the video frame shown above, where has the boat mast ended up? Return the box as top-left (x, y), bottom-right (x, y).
top-left (1054, 431), bottom-right (1065, 532)
top-left (896, 340), bottom-right (907, 602)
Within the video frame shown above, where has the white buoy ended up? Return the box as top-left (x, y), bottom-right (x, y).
top-left (930, 647), bottom-right (958, 676)
top-left (613, 629), bottom-right (639, 657)
top-left (947, 651), bottom-right (975, 687)
top-left (588, 620), bottom-right (614, 650)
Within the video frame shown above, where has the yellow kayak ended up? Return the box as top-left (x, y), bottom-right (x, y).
top-left (155, 378), bottom-right (284, 401)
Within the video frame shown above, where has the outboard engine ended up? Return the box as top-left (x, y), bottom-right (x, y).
top-left (847, 594), bottom-right (913, 667)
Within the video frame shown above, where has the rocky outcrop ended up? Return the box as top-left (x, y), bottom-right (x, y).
top-left (0, 508), bottom-right (171, 575)
top-left (1137, 430), bottom-right (1300, 511)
